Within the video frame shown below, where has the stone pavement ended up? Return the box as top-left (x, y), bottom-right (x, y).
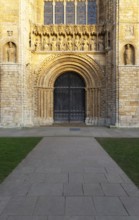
top-left (0, 127), bottom-right (139, 219)
top-left (0, 126), bottom-right (139, 137)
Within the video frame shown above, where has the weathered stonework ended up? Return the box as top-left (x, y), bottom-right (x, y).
top-left (0, 0), bottom-right (139, 127)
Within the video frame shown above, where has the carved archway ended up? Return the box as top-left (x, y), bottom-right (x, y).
top-left (36, 54), bottom-right (104, 125)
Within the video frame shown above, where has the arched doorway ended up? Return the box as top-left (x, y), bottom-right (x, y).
top-left (36, 54), bottom-right (103, 125)
top-left (54, 71), bottom-right (85, 122)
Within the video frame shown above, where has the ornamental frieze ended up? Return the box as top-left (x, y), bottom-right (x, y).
top-left (29, 23), bottom-right (108, 52)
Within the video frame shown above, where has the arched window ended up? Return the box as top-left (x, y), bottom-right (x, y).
top-left (44, 0), bottom-right (97, 25)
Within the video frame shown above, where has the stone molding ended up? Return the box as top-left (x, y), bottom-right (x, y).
top-left (33, 53), bottom-right (104, 124)
top-left (35, 53), bottom-right (104, 88)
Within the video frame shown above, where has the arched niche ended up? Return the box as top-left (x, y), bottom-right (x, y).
top-left (3, 41), bottom-right (17, 63)
top-left (124, 44), bottom-right (135, 65)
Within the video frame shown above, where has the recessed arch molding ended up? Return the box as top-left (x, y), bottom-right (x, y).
top-left (35, 54), bottom-right (104, 125)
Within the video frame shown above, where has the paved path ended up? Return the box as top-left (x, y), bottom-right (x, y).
top-left (0, 128), bottom-right (139, 219)
top-left (0, 126), bottom-right (139, 137)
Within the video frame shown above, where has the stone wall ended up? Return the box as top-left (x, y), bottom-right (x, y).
top-left (0, 65), bottom-right (22, 127)
top-left (0, 0), bottom-right (139, 127)
top-left (118, 67), bottom-right (139, 127)
top-left (98, 0), bottom-right (114, 24)
top-left (0, 0), bottom-right (38, 127)
top-left (116, 0), bottom-right (139, 126)
top-left (100, 0), bottom-right (116, 126)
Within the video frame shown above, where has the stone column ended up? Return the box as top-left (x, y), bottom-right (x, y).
top-left (85, 87), bottom-right (94, 125)
top-left (46, 88), bottom-right (54, 124)
top-left (85, 88), bottom-right (89, 118)
top-left (64, 1), bottom-right (66, 24)
top-left (37, 88), bottom-right (54, 125)
top-left (75, 0), bottom-right (77, 24)
top-left (53, 0), bottom-right (55, 24)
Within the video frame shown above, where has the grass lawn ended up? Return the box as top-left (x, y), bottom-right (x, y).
top-left (96, 138), bottom-right (139, 187)
top-left (0, 137), bottom-right (42, 183)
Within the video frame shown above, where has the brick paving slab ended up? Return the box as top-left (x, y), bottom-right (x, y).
top-left (0, 135), bottom-right (139, 219)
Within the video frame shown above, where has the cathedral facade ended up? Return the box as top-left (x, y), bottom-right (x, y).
top-left (0, 0), bottom-right (139, 127)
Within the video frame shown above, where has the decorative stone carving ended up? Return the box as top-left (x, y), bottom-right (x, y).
top-left (34, 38), bottom-right (41, 51)
top-left (83, 35), bottom-right (89, 51)
top-left (5, 42), bottom-right (17, 63)
top-left (91, 35), bottom-right (97, 51)
top-left (124, 44), bottom-right (135, 65)
top-left (51, 35), bottom-right (57, 51)
top-left (30, 23), bottom-right (106, 52)
top-left (36, 54), bottom-right (103, 125)
top-left (125, 25), bottom-right (134, 38)
top-left (74, 34), bottom-right (81, 51)
top-left (58, 35), bottom-right (65, 51)
top-left (7, 31), bottom-right (13, 36)
top-left (43, 37), bottom-right (50, 51)
top-left (98, 35), bottom-right (104, 51)
top-left (67, 35), bottom-right (73, 51)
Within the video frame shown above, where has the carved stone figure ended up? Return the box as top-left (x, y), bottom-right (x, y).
top-left (33, 25), bottom-right (39, 36)
top-left (34, 38), bottom-right (41, 51)
top-left (91, 35), bottom-right (97, 51)
top-left (67, 36), bottom-right (73, 51)
top-left (74, 35), bottom-right (81, 51)
top-left (83, 36), bottom-right (89, 51)
top-left (74, 26), bottom-right (80, 35)
top-left (6, 42), bottom-right (16, 63)
top-left (98, 35), bottom-right (104, 51)
top-left (65, 26), bottom-right (72, 35)
top-left (124, 44), bottom-right (134, 65)
top-left (51, 36), bottom-right (57, 51)
top-left (58, 36), bottom-right (65, 51)
top-left (30, 23), bottom-right (106, 52)
top-left (43, 37), bottom-right (50, 51)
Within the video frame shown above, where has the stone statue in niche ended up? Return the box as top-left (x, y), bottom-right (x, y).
top-left (124, 44), bottom-right (134, 65)
top-left (34, 38), bottom-right (41, 51)
top-left (91, 35), bottom-right (97, 51)
top-left (6, 42), bottom-right (17, 63)
top-left (58, 36), bottom-right (65, 51)
top-left (74, 35), bottom-right (81, 51)
top-left (98, 35), bottom-right (104, 51)
top-left (43, 37), bottom-right (50, 51)
top-left (51, 36), bottom-right (57, 51)
top-left (83, 36), bottom-right (89, 51)
top-left (67, 36), bottom-right (73, 51)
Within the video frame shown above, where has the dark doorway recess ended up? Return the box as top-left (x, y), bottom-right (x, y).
top-left (54, 72), bottom-right (85, 122)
